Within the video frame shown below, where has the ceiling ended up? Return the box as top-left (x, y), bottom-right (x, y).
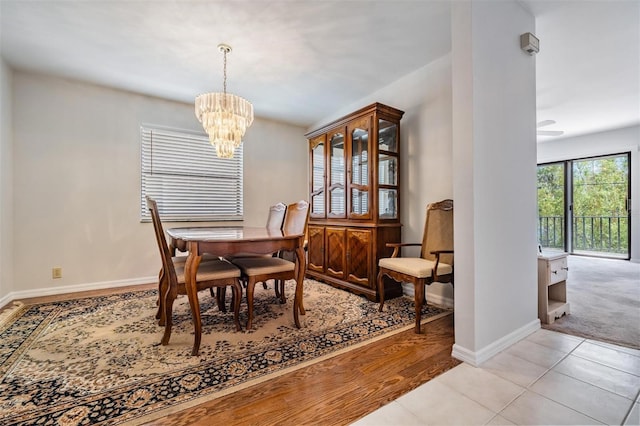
top-left (1, 0), bottom-right (638, 138)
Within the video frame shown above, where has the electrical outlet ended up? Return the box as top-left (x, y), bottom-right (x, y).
top-left (52, 267), bottom-right (62, 279)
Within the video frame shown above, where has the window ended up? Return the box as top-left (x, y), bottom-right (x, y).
top-left (537, 152), bottom-right (630, 259)
top-left (140, 124), bottom-right (243, 222)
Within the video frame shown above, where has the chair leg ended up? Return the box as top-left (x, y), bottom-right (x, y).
top-left (377, 269), bottom-right (386, 312)
top-left (156, 268), bottom-right (165, 321)
top-left (274, 279), bottom-right (281, 299)
top-left (274, 279), bottom-right (286, 304)
top-left (413, 281), bottom-right (425, 334)
top-left (246, 278), bottom-right (257, 331)
top-left (158, 271), bottom-right (169, 326)
top-left (161, 287), bottom-right (177, 345)
top-left (216, 287), bottom-right (227, 313)
top-left (231, 280), bottom-right (242, 332)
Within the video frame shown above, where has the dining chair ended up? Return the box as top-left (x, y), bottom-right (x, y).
top-left (377, 199), bottom-right (454, 334)
top-left (225, 202), bottom-right (287, 295)
top-left (273, 201), bottom-right (310, 303)
top-left (148, 201), bottom-right (220, 323)
top-left (225, 202), bottom-right (287, 264)
top-left (261, 202), bottom-right (287, 292)
top-left (231, 200), bottom-right (310, 330)
top-left (146, 196), bottom-right (243, 348)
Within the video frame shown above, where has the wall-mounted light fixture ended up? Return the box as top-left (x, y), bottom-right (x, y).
top-left (520, 32), bottom-right (540, 55)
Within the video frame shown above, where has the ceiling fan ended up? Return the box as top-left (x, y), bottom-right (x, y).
top-left (537, 120), bottom-right (564, 136)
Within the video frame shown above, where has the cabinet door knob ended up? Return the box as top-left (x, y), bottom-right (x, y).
top-left (562, 267), bottom-right (569, 271)
top-left (552, 270), bottom-right (558, 274)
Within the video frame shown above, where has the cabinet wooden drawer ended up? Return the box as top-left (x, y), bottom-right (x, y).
top-left (547, 256), bottom-right (568, 285)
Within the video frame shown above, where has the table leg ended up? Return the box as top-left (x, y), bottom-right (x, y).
top-left (296, 246), bottom-right (306, 315)
top-left (293, 246), bottom-right (306, 328)
top-left (185, 251), bottom-right (203, 356)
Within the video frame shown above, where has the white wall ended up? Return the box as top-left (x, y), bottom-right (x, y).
top-left (10, 71), bottom-right (307, 298)
top-left (538, 124), bottom-right (640, 262)
top-left (311, 54), bottom-right (455, 305)
top-left (0, 58), bottom-right (14, 303)
top-left (451, 1), bottom-right (539, 364)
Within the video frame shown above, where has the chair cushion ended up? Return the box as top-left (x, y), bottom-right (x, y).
top-left (175, 259), bottom-right (240, 283)
top-left (378, 257), bottom-right (452, 278)
top-left (232, 257), bottom-right (295, 275)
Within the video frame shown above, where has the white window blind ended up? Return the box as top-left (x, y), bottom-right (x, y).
top-left (140, 124), bottom-right (243, 222)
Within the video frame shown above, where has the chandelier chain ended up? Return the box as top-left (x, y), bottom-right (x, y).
top-left (222, 49), bottom-right (227, 95)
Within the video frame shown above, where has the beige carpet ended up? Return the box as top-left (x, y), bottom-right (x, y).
top-left (543, 255), bottom-right (640, 349)
top-left (0, 279), bottom-right (450, 425)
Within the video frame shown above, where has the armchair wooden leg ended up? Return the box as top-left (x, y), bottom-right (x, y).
top-left (377, 269), bottom-right (386, 312)
top-left (413, 281), bottom-right (425, 334)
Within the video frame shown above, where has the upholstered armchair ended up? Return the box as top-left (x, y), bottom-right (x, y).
top-left (377, 199), bottom-right (454, 333)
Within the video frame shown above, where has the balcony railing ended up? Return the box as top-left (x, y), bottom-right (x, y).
top-left (538, 216), bottom-right (564, 249)
top-left (538, 215), bottom-right (628, 254)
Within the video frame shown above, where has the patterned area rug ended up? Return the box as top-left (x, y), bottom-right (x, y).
top-left (0, 279), bottom-right (450, 425)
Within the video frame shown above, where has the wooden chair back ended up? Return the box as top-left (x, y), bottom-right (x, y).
top-left (420, 199), bottom-right (454, 266)
top-left (146, 196), bottom-right (178, 285)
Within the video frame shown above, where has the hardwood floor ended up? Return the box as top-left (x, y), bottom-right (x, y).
top-left (4, 285), bottom-right (458, 426)
top-left (145, 314), bottom-right (458, 426)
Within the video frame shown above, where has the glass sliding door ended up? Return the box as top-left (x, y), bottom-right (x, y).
top-left (572, 153), bottom-right (630, 258)
top-left (537, 162), bottom-right (566, 251)
top-left (537, 153), bottom-right (631, 259)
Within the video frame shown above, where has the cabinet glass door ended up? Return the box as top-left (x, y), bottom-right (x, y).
top-left (350, 120), bottom-right (370, 218)
top-left (378, 120), bottom-right (397, 152)
top-left (328, 130), bottom-right (346, 217)
top-left (378, 154), bottom-right (397, 185)
top-left (310, 136), bottom-right (325, 217)
top-left (378, 118), bottom-right (399, 219)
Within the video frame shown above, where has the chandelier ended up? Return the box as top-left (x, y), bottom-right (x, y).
top-left (195, 44), bottom-right (254, 159)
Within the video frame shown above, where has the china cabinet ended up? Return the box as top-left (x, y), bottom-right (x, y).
top-left (306, 103), bottom-right (404, 301)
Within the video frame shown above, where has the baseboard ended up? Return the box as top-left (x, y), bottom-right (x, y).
top-left (402, 283), bottom-right (454, 309)
top-left (451, 318), bottom-right (541, 366)
top-left (0, 293), bottom-right (13, 310)
top-left (0, 276), bottom-right (156, 308)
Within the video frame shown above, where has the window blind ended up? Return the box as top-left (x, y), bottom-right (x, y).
top-left (140, 124), bottom-right (243, 222)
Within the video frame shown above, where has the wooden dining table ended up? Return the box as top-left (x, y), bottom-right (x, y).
top-left (165, 226), bottom-right (307, 355)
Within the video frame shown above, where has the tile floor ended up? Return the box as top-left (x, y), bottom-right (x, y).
top-left (352, 329), bottom-right (640, 425)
